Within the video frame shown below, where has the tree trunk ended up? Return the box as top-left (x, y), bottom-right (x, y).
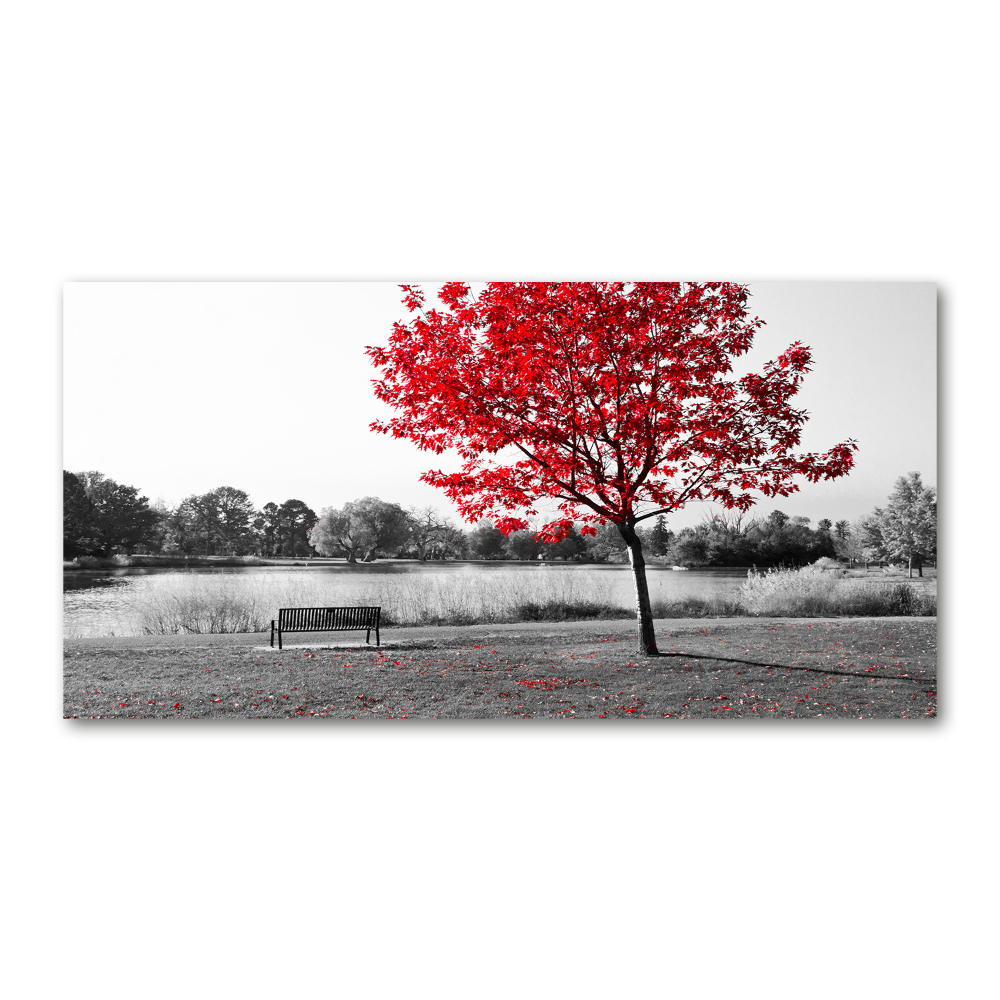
top-left (907, 553), bottom-right (913, 579)
top-left (617, 520), bottom-right (659, 656)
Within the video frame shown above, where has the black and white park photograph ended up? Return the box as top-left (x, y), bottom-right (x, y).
top-left (63, 281), bottom-right (937, 720)
top-left (8, 2), bottom-right (996, 998)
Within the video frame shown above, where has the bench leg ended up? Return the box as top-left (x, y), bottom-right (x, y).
top-left (278, 629), bottom-right (283, 651)
top-left (270, 620), bottom-right (275, 647)
top-left (376, 624), bottom-right (380, 647)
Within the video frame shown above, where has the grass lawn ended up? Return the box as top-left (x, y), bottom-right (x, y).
top-left (63, 617), bottom-right (936, 720)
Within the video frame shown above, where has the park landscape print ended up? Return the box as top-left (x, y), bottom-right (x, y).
top-left (63, 281), bottom-right (937, 720)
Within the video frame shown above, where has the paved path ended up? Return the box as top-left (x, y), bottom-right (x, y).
top-left (63, 616), bottom-right (933, 651)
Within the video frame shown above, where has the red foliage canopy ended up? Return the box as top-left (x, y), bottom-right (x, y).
top-left (367, 282), bottom-right (856, 542)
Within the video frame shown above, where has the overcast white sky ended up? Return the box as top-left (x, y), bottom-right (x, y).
top-left (63, 281), bottom-right (935, 532)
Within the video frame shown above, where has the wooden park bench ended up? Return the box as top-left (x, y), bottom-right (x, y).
top-left (270, 606), bottom-right (381, 650)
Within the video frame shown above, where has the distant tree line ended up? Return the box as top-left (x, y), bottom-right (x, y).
top-left (657, 472), bottom-right (937, 575)
top-left (854, 472), bottom-right (937, 577)
top-left (63, 470), bottom-right (936, 572)
top-left (63, 472), bottom-right (317, 559)
top-left (662, 510), bottom-right (839, 568)
top-left (62, 471), bottom-right (660, 563)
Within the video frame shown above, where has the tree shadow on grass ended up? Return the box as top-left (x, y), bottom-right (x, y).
top-left (656, 650), bottom-right (928, 682)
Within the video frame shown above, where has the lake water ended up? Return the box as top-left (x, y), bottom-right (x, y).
top-left (63, 562), bottom-right (752, 637)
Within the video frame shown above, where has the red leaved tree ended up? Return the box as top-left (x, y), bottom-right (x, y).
top-left (367, 282), bottom-right (857, 654)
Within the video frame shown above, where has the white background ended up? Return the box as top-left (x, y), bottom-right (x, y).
top-left (3, 2), bottom-right (995, 998)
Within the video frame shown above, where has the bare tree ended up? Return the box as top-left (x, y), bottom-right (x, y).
top-left (407, 506), bottom-right (450, 561)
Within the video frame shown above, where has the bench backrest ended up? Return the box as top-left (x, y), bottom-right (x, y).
top-left (277, 606), bottom-right (380, 630)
